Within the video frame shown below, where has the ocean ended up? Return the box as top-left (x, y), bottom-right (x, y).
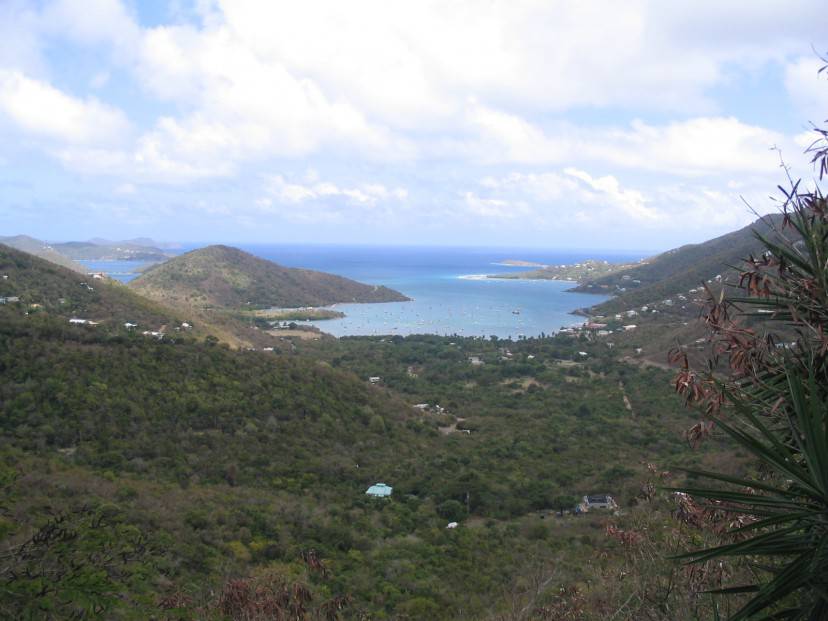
top-left (85, 245), bottom-right (645, 338)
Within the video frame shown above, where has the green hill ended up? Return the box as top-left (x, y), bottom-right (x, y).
top-left (574, 213), bottom-right (784, 314)
top-left (51, 240), bottom-right (171, 261)
top-left (0, 235), bottom-right (85, 273)
top-left (129, 244), bottom-right (409, 310)
top-left (0, 243), bottom-right (188, 329)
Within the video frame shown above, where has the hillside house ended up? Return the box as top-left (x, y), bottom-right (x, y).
top-left (69, 318), bottom-right (97, 325)
top-left (0, 296), bottom-right (20, 304)
top-left (368, 376), bottom-right (382, 384)
top-left (468, 356), bottom-right (484, 366)
top-left (365, 483), bottom-right (393, 498)
top-left (580, 494), bottom-right (618, 512)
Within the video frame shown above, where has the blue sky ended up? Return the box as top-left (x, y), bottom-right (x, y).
top-left (1, 0), bottom-right (826, 250)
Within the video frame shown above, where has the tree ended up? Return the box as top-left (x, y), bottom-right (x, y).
top-left (670, 76), bottom-right (828, 620)
top-left (552, 494), bottom-right (577, 516)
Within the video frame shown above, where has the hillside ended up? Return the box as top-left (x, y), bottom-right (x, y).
top-left (51, 239), bottom-right (171, 261)
top-left (129, 244), bottom-right (409, 310)
top-left (0, 244), bottom-right (291, 350)
top-left (0, 243), bottom-right (190, 330)
top-left (574, 213), bottom-right (784, 315)
top-left (0, 235), bottom-right (85, 273)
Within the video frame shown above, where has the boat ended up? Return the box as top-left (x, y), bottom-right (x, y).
top-left (512, 309), bottom-right (521, 315)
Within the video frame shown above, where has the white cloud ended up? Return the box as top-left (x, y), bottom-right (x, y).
top-left (468, 168), bottom-right (768, 234)
top-left (264, 174), bottom-right (408, 208)
top-left (785, 56), bottom-right (828, 123)
top-left (564, 168), bottom-right (660, 221)
top-left (462, 192), bottom-right (525, 220)
top-left (0, 70), bottom-right (130, 145)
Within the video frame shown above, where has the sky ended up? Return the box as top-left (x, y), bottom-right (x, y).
top-left (0, 1), bottom-right (826, 250)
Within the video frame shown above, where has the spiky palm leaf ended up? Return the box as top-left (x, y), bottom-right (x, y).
top-left (670, 366), bottom-right (828, 620)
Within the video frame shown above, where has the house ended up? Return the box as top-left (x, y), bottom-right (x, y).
top-left (468, 356), bottom-right (484, 366)
top-left (580, 494), bottom-right (618, 512)
top-left (365, 483), bottom-right (393, 498)
top-left (622, 324), bottom-right (637, 331)
top-left (69, 318), bottom-right (96, 325)
top-left (578, 351), bottom-right (588, 357)
top-left (0, 296), bottom-right (20, 304)
top-left (124, 322), bottom-right (138, 329)
top-left (89, 273), bottom-right (104, 280)
top-left (368, 376), bottom-right (382, 384)
top-left (446, 522), bottom-right (459, 529)
top-left (413, 403), bottom-right (429, 410)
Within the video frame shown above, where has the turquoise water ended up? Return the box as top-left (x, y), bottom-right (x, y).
top-left (309, 277), bottom-right (606, 338)
top-left (238, 245), bottom-right (638, 338)
top-left (84, 245), bottom-right (642, 338)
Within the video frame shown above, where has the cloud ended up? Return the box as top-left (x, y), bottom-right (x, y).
top-left (468, 168), bottom-right (767, 235)
top-left (457, 107), bottom-right (787, 176)
top-left (0, 70), bottom-right (130, 145)
top-left (785, 56), bottom-right (828, 123)
top-left (263, 174), bottom-right (408, 208)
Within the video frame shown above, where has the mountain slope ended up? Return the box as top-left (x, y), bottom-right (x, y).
top-left (0, 235), bottom-right (85, 273)
top-left (52, 240), bottom-right (171, 261)
top-left (129, 245), bottom-right (409, 310)
top-left (575, 214), bottom-right (785, 314)
top-left (0, 244), bottom-right (290, 348)
top-left (0, 243), bottom-right (188, 328)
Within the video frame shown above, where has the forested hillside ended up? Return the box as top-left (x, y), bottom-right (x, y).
top-left (573, 214), bottom-right (784, 314)
top-left (0, 254), bottom-right (739, 618)
top-left (0, 235), bottom-right (86, 273)
top-left (0, 244), bottom-right (188, 329)
top-left (130, 245), bottom-right (409, 310)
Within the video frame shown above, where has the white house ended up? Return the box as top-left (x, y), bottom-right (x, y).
top-left (368, 376), bottom-right (382, 384)
top-left (581, 494), bottom-right (618, 511)
top-left (446, 522), bottom-right (459, 529)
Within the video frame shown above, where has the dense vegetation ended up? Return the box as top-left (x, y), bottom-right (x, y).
top-left (129, 245), bottom-right (409, 311)
top-left (0, 244), bottom-right (189, 330)
top-left (0, 250), bottom-right (743, 618)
